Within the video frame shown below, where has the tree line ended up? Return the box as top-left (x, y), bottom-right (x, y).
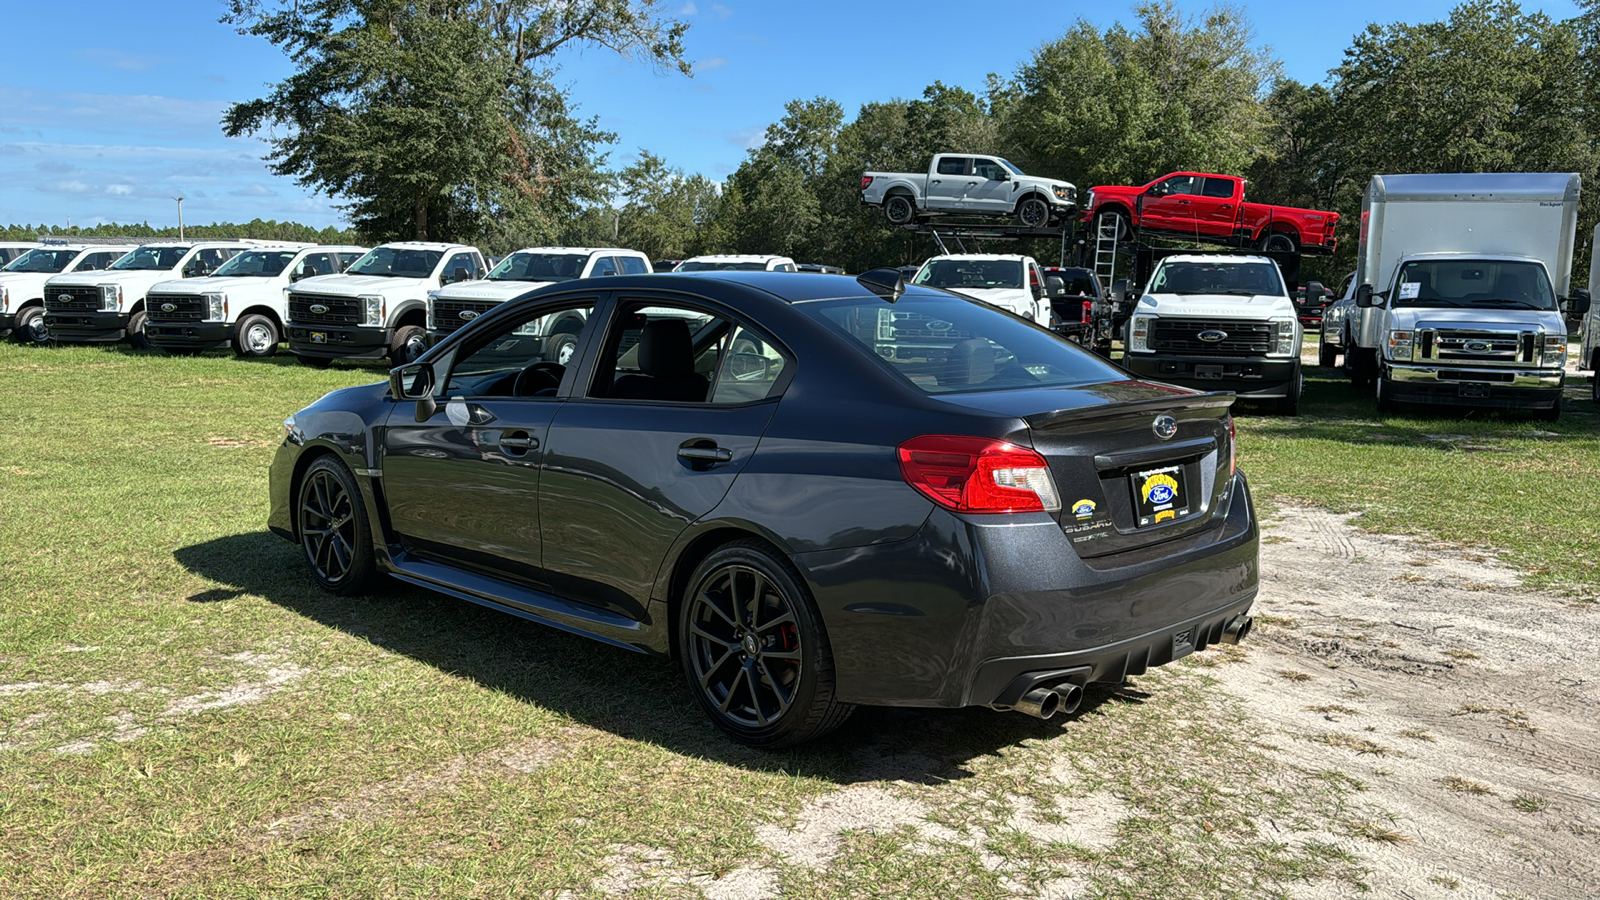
top-left (0, 220), bottom-right (360, 244)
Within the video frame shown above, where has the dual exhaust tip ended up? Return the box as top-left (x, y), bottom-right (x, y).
top-left (1013, 683), bottom-right (1084, 720)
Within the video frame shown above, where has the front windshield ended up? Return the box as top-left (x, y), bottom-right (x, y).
top-left (998, 158), bottom-right (1025, 176)
top-left (677, 260), bottom-right (767, 271)
top-left (3, 249), bottom-right (77, 273)
top-left (488, 252), bottom-right (587, 282)
top-left (801, 293), bottom-right (1121, 394)
top-left (111, 246), bottom-right (188, 271)
top-left (914, 259), bottom-right (1024, 290)
top-left (213, 250), bottom-right (297, 278)
top-left (346, 246), bottom-right (443, 278)
top-left (1392, 260), bottom-right (1556, 310)
top-left (1149, 261), bottom-right (1285, 297)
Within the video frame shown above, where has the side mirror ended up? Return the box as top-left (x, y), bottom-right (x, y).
top-left (1045, 275), bottom-right (1065, 297)
top-left (1111, 278), bottom-right (1135, 306)
top-left (451, 266), bottom-right (471, 284)
top-left (995, 170), bottom-right (1011, 182)
top-left (1566, 288), bottom-right (1591, 315)
top-left (389, 362), bottom-right (438, 421)
top-left (290, 266), bottom-right (307, 283)
top-left (1146, 183), bottom-right (1168, 197)
top-left (1355, 284), bottom-right (1375, 308)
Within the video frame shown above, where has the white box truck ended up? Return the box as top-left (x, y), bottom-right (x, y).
top-left (1345, 173), bottom-right (1582, 420)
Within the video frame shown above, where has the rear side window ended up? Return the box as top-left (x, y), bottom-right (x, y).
top-left (591, 256), bottom-right (619, 277)
top-left (936, 157), bottom-right (969, 176)
top-left (1201, 178), bottom-right (1235, 199)
top-left (801, 293), bottom-right (1122, 394)
top-left (619, 256), bottom-right (650, 275)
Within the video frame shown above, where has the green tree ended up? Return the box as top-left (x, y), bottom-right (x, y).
top-left (222, 0), bottom-right (688, 244)
top-left (614, 151), bottom-right (723, 259)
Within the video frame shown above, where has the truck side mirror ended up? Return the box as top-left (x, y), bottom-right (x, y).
top-left (1045, 276), bottom-right (1065, 297)
top-left (1146, 183), bottom-right (1168, 197)
top-left (1355, 284), bottom-right (1375, 308)
top-left (451, 266), bottom-right (471, 284)
top-left (995, 170), bottom-right (1010, 181)
top-left (1111, 278), bottom-right (1135, 306)
top-left (1566, 288), bottom-right (1591, 315)
top-left (290, 265), bottom-right (307, 283)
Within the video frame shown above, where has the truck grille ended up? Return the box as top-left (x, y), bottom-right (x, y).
top-left (432, 297), bottom-right (500, 334)
top-left (1418, 328), bottom-right (1533, 366)
top-left (46, 285), bottom-right (101, 312)
top-left (289, 292), bottom-right (361, 326)
top-left (1151, 319), bottom-right (1273, 355)
top-left (146, 293), bottom-right (205, 323)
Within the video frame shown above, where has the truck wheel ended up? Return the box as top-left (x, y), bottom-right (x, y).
top-left (1347, 344), bottom-right (1376, 388)
top-left (234, 314), bottom-right (280, 358)
top-left (883, 194), bottom-right (916, 226)
top-left (1317, 335), bottom-right (1338, 367)
top-left (1259, 231), bottom-right (1298, 254)
top-left (1098, 210), bottom-right (1131, 241)
top-left (389, 325), bottom-right (426, 364)
top-left (298, 354), bottom-right (332, 369)
top-left (1537, 396), bottom-right (1562, 422)
top-left (14, 307), bottom-right (49, 344)
top-left (1017, 196), bottom-right (1051, 228)
top-left (1277, 363), bottom-right (1303, 415)
top-left (126, 311), bottom-right (151, 350)
top-left (1375, 370), bottom-right (1397, 413)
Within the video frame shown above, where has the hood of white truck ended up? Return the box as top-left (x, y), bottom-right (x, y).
top-left (1387, 306), bottom-right (1567, 333)
top-left (1138, 293), bottom-right (1295, 319)
top-left (950, 286), bottom-right (1035, 317)
top-left (432, 279), bottom-right (548, 301)
top-left (290, 274), bottom-right (434, 297)
top-left (147, 275), bottom-right (280, 296)
top-left (46, 269), bottom-right (177, 290)
top-left (0, 271), bottom-right (53, 293)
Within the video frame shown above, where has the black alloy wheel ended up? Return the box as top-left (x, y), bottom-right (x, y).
top-left (883, 194), bottom-right (916, 226)
top-left (681, 541), bottom-right (852, 747)
top-left (14, 307), bottom-right (49, 344)
top-left (1017, 196), bottom-right (1051, 228)
top-left (1260, 231), bottom-right (1299, 254)
top-left (297, 456), bottom-right (378, 594)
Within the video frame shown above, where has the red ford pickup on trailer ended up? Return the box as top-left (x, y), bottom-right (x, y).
top-left (1082, 172), bottom-right (1340, 254)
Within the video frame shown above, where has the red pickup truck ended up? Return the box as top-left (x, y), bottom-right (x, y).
top-left (1082, 172), bottom-right (1339, 254)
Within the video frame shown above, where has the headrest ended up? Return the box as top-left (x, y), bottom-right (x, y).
top-left (638, 318), bottom-right (694, 377)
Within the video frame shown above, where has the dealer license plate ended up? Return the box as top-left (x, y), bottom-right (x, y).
top-left (1459, 383), bottom-right (1490, 399)
top-left (310, 331), bottom-right (328, 344)
top-left (1132, 464), bottom-right (1190, 527)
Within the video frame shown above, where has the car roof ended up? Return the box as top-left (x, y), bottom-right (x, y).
top-left (1156, 254), bottom-right (1275, 265)
top-left (680, 254), bottom-right (793, 263)
top-left (503, 246), bottom-right (648, 256)
top-left (374, 241), bottom-right (478, 252)
top-left (923, 254), bottom-right (1033, 262)
top-left (557, 270), bottom-right (895, 304)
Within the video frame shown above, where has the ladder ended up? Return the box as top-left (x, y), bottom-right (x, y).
top-left (1092, 213), bottom-right (1120, 294)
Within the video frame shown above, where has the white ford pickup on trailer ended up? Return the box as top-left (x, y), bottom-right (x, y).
top-left (861, 154), bottom-right (1077, 229)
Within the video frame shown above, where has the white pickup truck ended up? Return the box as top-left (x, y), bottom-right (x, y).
top-left (43, 239), bottom-right (283, 348)
top-left (861, 154), bottom-right (1077, 229)
top-left (1122, 253), bottom-right (1304, 414)
top-left (286, 241), bottom-right (486, 367)
top-left (1, 240), bottom-right (136, 343)
top-left (910, 254), bottom-right (1052, 326)
top-left (144, 244), bottom-right (367, 357)
top-left (427, 247), bottom-right (652, 350)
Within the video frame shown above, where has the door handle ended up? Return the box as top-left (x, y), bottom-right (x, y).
top-left (499, 431), bottom-right (539, 454)
top-left (1220, 203), bottom-right (1232, 209)
top-left (678, 445), bottom-right (732, 463)
top-left (1177, 199), bottom-right (1191, 205)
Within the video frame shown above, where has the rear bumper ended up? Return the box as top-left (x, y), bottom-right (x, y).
top-left (1122, 353), bottom-right (1298, 398)
top-left (146, 321), bottom-right (233, 347)
top-left (43, 310), bottom-right (128, 342)
top-left (798, 471), bottom-right (1258, 708)
top-left (287, 323), bottom-right (392, 361)
top-left (1387, 362), bottom-right (1563, 408)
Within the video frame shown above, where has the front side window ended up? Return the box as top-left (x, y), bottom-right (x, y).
top-left (487, 252), bottom-right (588, 282)
top-left (973, 158), bottom-right (1005, 180)
top-left (800, 292), bottom-right (1122, 394)
top-left (295, 252), bottom-right (339, 278)
top-left (4, 249), bottom-right (77, 273)
top-left (1149, 261), bottom-right (1285, 297)
top-left (913, 259), bottom-right (1024, 290)
top-left (997, 158), bottom-right (1025, 176)
top-left (1157, 175), bottom-right (1203, 196)
top-left (112, 247), bottom-right (187, 270)
top-left (81, 251), bottom-right (129, 270)
top-left (347, 247), bottom-right (444, 278)
top-left (442, 300), bottom-right (596, 398)
top-left (1392, 260), bottom-right (1555, 310)
top-left (214, 250), bottom-right (297, 277)
top-left (443, 252), bottom-right (477, 282)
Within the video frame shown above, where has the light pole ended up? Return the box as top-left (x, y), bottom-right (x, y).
top-left (174, 196), bottom-right (185, 240)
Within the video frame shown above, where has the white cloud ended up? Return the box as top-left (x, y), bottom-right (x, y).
top-left (710, 3), bottom-right (733, 18)
top-left (678, 1), bottom-right (697, 13)
top-left (696, 57), bottom-right (728, 71)
top-left (73, 48), bottom-right (169, 72)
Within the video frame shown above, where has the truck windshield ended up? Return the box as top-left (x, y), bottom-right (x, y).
top-left (214, 250), bottom-right (297, 277)
top-left (677, 260), bottom-right (768, 271)
top-left (1149, 261), bottom-right (1284, 296)
top-left (914, 260), bottom-right (1024, 290)
top-left (3, 249), bottom-right (77, 273)
top-left (1393, 260), bottom-right (1556, 310)
top-left (111, 247), bottom-right (188, 271)
top-left (488, 252), bottom-right (588, 281)
top-left (998, 158), bottom-right (1025, 176)
top-left (346, 247), bottom-right (444, 278)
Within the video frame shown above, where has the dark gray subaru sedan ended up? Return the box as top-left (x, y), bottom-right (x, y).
top-left (268, 271), bottom-right (1257, 747)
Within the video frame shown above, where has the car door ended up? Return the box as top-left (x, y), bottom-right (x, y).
top-left (538, 296), bottom-right (790, 620)
top-left (1193, 177), bottom-right (1241, 237)
top-left (1140, 175), bottom-right (1203, 233)
top-left (966, 158), bottom-right (1014, 213)
top-left (380, 294), bottom-right (602, 584)
top-left (926, 156), bottom-right (972, 211)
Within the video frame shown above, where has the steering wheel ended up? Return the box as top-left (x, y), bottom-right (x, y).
top-left (513, 362), bottom-right (565, 397)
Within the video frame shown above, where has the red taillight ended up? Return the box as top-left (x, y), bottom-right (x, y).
top-left (1227, 415), bottom-right (1236, 477)
top-left (897, 435), bottom-right (1061, 514)
top-left (861, 175), bottom-right (874, 190)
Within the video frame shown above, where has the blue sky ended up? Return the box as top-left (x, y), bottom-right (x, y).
top-left (0, 0), bottom-right (1582, 230)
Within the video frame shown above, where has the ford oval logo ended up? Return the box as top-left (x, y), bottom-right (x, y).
top-left (1153, 414), bottom-right (1178, 440)
top-left (458, 310), bottom-right (479, 321)
top-left (1464, 340), bottom-right (1490, 352)
top-left (309, 303), bottom-right (329, 315)
top-left (161, 302), bottom-right (176, 312)
top-left (57, 294), bottom-right (71, 303)
top-left (1197, 329), bottom-right (1228, 342)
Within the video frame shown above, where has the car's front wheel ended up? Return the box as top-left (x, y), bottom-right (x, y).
top-left (126, 310), bottom-right (151, 350)
top-left (1317, 335), bottom-right (1339, 367)
top-left (390, 325), bottom-right (426, 364)
top-left (235, 313), bottom-right (279, 358)
top-left (1017, 196), bottom-right (1051, 228)
top-left (297, 456), bottom-right (380, 594)
top-left (680, 540), bottom-right (853, 748)
top-left (14, 306), bottom-right (48, 344)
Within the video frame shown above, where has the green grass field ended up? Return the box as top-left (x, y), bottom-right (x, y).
top-left (0, 339), bottom-right (1592, 897)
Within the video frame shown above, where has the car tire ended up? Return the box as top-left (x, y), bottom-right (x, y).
top-left (1375, 370), bottom-right (1397, 413)
top-left (234, 313), bottom-right (280, 358)
top-left (126, 310), bottom-right (151, 350)
top-left (1017, 196), bottom-right (1051, 228)
top-left (389, 325), bottom-right (426, 364)
top-left (1317, 335), bottom-right (1338, 367)
top-left (679, 539), bottom-right (854, 748)
top-left (1259, 231), bottom-right (1299, 254)
top-left (883, 194), bottom-right (917, 227)
top-left (298, 354), bottom-right (332, 369)
top-left (1277, 363), bottom-right (1303, 416)
top-left (544, 330), bottom-right (580, 366)
top-left (297, 455), bottom-right (380, 595)
top-left (14, 306), bottom-right (48, 344)
top-left (1348, 344), bottom-right (1376, 388)
top-left (1099, 209), bottom-right (1131, 241)
top-left (1592, 372), bottom-right (1599, 403)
